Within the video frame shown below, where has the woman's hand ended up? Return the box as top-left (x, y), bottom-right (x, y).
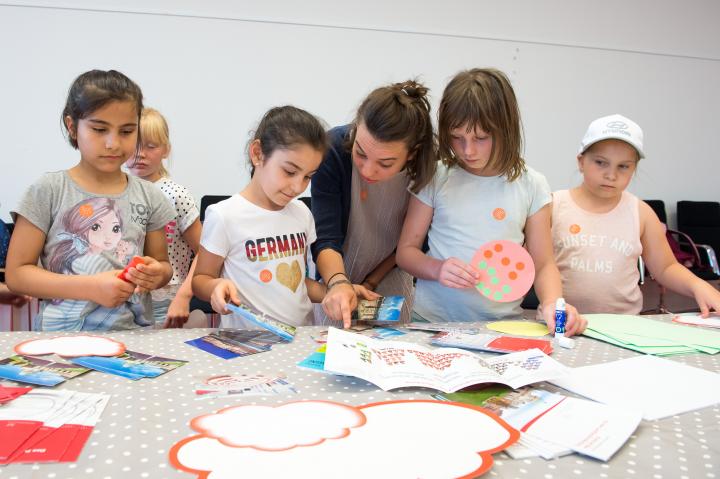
top-left (322, 282), bottom-right (358, 328)
top-left (352, 284), bottom-right (381, 301)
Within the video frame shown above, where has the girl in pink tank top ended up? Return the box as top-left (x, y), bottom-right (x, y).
top-left (552, 114), bottom-right (720, 315)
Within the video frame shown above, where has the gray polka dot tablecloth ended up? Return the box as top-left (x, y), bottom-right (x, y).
top-left (0, 316), bottom-right (718, 479)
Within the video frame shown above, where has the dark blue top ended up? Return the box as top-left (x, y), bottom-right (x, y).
top-left (310, 125), bottom-right (353, 262)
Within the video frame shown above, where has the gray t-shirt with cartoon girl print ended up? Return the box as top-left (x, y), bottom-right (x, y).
top-left (13, 170), bottom-right (175, 331)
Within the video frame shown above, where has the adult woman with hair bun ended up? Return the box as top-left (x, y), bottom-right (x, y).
top-left (311, 79), bottom-right (437, 327)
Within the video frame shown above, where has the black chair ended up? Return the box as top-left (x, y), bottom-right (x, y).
top-left (199, 195), bottom-right (231, 222)
top-left (677, 200), bottom-right (720, 276)
top-left (641, 200), bottom-right (719, 313)
top-left (298, 196), bottom-right (311, 209)
top-left (191, 195), bottom-right (232, 327)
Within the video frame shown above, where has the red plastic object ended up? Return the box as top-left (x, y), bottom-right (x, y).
top-left (117, 256), bottom-right (145, 282)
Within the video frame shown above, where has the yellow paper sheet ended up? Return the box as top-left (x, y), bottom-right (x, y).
top-left (486, 321), bottom-right (549, 337)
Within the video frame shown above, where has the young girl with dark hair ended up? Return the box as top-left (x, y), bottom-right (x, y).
top-left (6, 70), bottom-right (174, 331)
top-left (193, 106), bottom-right (372, 328)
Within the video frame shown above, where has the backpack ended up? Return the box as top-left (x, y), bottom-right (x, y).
top-left (665, 230), bottom-right (696, 268)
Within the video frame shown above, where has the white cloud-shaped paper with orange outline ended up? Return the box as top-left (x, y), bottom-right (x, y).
top-left (14, 335), bottom-right (126, 357)
top-left (170, 399), bottom-right (519, 479)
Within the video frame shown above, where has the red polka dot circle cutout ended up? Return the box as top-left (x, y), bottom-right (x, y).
top-left (471, 240), bottom-right (535, 303)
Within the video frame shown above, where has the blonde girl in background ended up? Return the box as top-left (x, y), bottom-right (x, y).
top-left (126, 108), bottom-right (201, 327)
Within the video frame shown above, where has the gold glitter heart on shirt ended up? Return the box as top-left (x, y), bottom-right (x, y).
top-left (276, 260), bottom-right (302, 292)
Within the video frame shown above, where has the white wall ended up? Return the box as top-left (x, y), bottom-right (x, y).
top-left (1, 1), bottom-right (719, 227)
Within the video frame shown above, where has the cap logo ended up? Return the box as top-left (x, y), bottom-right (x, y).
top-left (606, 121), bottom-right (627, 129)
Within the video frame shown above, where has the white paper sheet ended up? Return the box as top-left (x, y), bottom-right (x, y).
top-left (550, 355), bottom-right (720, 420)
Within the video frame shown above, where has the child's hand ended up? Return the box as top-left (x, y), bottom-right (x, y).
top-left (322, 282), bottom-right (358, 329)
top-left (541, 301), bottom-right (587, 337)
top-left (352, 284), bottom-right (381, 301)
top-left (123, 256), bottom-right (166, 293)
top-left (210, 279), bottom-right (242, 315)
top-left (437, 257), bottom-right (481, 289)
top-left (93, 270), bottom-right (136, 308)
top-left (0, 283), bottom-right (32, 307)
top-left (163, 295), bottom-right (191, 328)
top-left (691, 280), bottom-right (720, 317)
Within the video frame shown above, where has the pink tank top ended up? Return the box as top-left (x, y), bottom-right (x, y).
top-left (552, 190), bottom-right (643, 314)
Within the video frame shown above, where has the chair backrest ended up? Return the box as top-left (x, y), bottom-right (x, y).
top-left (677, 200), bottom-right (720, 259)
top-left (199, 195), bottom-right (231, 222)
top-left (298, 196), bottom-right (311, 210)
top-left (643, 199), bottom-right (667, 224)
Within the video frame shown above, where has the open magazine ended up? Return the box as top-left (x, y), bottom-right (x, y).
top-left (323, 328), bottom-right (568, 393)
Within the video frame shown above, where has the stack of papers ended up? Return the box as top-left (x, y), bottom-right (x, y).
top-left (550, 355), bottom-right (720, 420)
top-left (583, 314), bottom-right (720, 355)
top-left (0, 389), bottom-right (109, 464)
top-left (324, 328), bottom-right (568, 393)
top-left (434, 387), bottom-right (641, 461)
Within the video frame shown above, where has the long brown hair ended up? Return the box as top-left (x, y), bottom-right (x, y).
top-left (438, 68), bottom-right (526, 181)
top-left (346, 80), bottom-right (437, 193)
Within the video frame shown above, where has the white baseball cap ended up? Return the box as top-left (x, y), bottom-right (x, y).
top-left (578, 114), bottom-right (644, 159)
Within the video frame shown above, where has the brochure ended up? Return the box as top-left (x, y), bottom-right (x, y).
top-left (226, 303), bottom-right (296, 341)
top-left (186, 329), bottom-right (286, 359)
top-left (431, 331), bottom-right (553, 355)
top-left (195, 373), bottom-right (297, 399)
top-left (0, 355), bottom-right (90, 387)
top-left (70, 350), bottom-right (186, 380)
top-left (434, 387), bottom-right (641, 461)
top-left (0, 389), bottom-right (109, 464)
top-left (352, 296), bottom-right (404, 324)
top-left (323, 328), bottom-right (568, 393)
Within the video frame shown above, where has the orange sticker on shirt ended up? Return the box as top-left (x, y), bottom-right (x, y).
top-left (259, 269), bottom-right (273, 283)
top-left (492, 208), bottom-right (506, 220)
top-left (569, 224), bottom-right (581, 234)
top-left (78, 204), bottom-right (94, 218)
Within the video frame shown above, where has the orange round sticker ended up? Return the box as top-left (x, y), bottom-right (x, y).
top-left (78, 204), bottom-right (94, 218)
top-left (259, 269), bottom-right (273, 283)
top-left (492, 208), bottom-right (506, 220)
top-left (569, 224), bottom-right (581, 234)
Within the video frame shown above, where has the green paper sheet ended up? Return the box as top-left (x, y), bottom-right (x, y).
top-left (583, 314), bottom-right (720, 355)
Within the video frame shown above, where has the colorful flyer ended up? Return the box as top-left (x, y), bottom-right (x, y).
top-left (0, 355), bottom-right (90, 387)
